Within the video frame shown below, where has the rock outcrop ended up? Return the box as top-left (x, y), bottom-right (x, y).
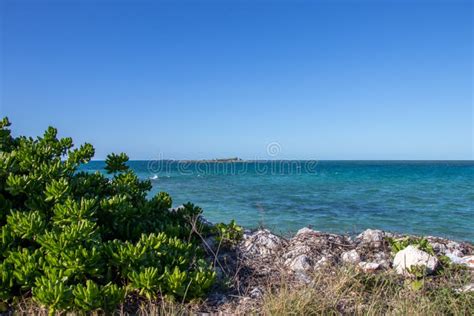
top-left (446, 254), bottom-right (474, 269)
top-left (358, 261), bottom-right (381, 273)
top-left (240, 229), bottom-right (287, 258)
top-left (232, 228), bottom-right (473, 281)
top-left (392, 245), bottom-right (439, 275)
top-left (356, 229), bottom-right (385, 248)
top-left (201, 225), bottom-right (473, 313)
top-left (341, 249), bottom-right (361, 265)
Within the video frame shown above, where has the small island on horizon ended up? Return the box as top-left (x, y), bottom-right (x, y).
top-left (177, 157), bottom-right (244, 163)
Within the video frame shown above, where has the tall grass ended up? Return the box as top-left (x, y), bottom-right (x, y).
top-left (261, 267), bottom-right (473, 315)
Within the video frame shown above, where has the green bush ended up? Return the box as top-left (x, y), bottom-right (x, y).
top-left (214, 219), bottom-right (244, 248)
top-left (387, 236), bottom-right (434, 255)
top-left (0, 117), bottom-right (216, 313)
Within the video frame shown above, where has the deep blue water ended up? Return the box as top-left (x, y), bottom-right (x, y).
top-left (81, 161), bottom-right (474, 242)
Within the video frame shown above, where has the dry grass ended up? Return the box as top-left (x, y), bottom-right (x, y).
top-left (260, 267), bottom-right (473, 316)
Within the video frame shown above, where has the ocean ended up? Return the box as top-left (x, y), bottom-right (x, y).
top-left (81, 161), bottom-right (474, 242)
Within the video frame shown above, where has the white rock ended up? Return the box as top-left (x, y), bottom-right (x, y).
top-left (282, 245), bottom-right (312, 259)
top-left (393, 245), bottom-right (439, 275)
top-left (373, 251), bottom-right (389, 260)
top-left (447, 249), bottom-right (465, 258)
top-left (372, 252), bottom-right (390, 269)
top-left (341, 250), bottom-right (361, 264)
top-left (446, 254), bottom-right (474, 269)
top-left (447, 241), bottom-right (461, 249)
top-left (445, 253), bottom-right (463, 264)
top-left (358, 261), bottom-right (380, 272)
top-left (446, 241), bottom-right (464, 257)
top-left (357, 229), bottom-right (384, 248)
top-left (294, 271), bottom-right (312, 284)
top-left (314, 256), bottom-right (331, 270)
top-left (240, 229), bottom-right (285, 257)
top-left (461, 255), bottom-right (474, 268)
top-left (428, 239), bottom-right (465, 257)
top-left (286, 255), bottom-right (312, 272)
top-left (296, 227), bottom-right (318, 236)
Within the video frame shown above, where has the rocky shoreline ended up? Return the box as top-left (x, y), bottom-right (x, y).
top-left (199, 221), bottom-right (474, 313)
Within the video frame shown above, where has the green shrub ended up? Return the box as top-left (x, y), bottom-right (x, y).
top-left (387, 236), bottom-right (434, 255)
top-left (214, 219), bottom-right (243, 248)
top-left (0, 117), bottom-right (216, 313)
top-left (388, 236), bottom-right (454, 284)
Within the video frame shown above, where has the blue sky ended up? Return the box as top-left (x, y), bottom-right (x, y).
top-left (1, 0), bottom-right (472, 160)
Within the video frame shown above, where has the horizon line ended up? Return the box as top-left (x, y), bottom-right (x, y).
top-left (88, 159), bottom-right (474, 162)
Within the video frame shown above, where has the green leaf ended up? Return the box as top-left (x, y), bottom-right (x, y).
top-left (105, 153), bottom-right (129, 174)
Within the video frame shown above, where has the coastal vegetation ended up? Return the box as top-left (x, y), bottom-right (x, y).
top-left (0, 118), bottom-right (218, 314)
top-left (214, 220), bottom-right (244, 248)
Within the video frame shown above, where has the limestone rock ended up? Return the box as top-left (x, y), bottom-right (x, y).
top-left (285, 254), bottom-right (312, 272)
top-left (446, 241), bottom-right (464, 257)
top-left (240, 229), bottom-right (286, 257)
top-left (460, 255), bottom-right (474, 268)
top-left (427, 237), bottom-right (469, 257)
top-left (446, 254), bottom-right (474, 269)
top-left (283, 228), bottom-right (351, 274)
top-left (372, 251), bottom-right (391, 269)
top-left (314, 256), bottom-right (332, 270)
top-left (341, 250), bottom-right (361, 265)
top-left (357, 229), bottom-right (385, 248)
top-left (393, 245), bottom-right (439, 275)
top-left (358, 261), bottom-right (380, 272)
top-left (282, 245), bottom-right (312, 260)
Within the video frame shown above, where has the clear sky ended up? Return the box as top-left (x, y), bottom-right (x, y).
top-left (1, 0), bottom-right (472, 160)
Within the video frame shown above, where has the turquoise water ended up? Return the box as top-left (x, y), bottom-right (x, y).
top-left (81, 161), bottom-right (474, 242)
